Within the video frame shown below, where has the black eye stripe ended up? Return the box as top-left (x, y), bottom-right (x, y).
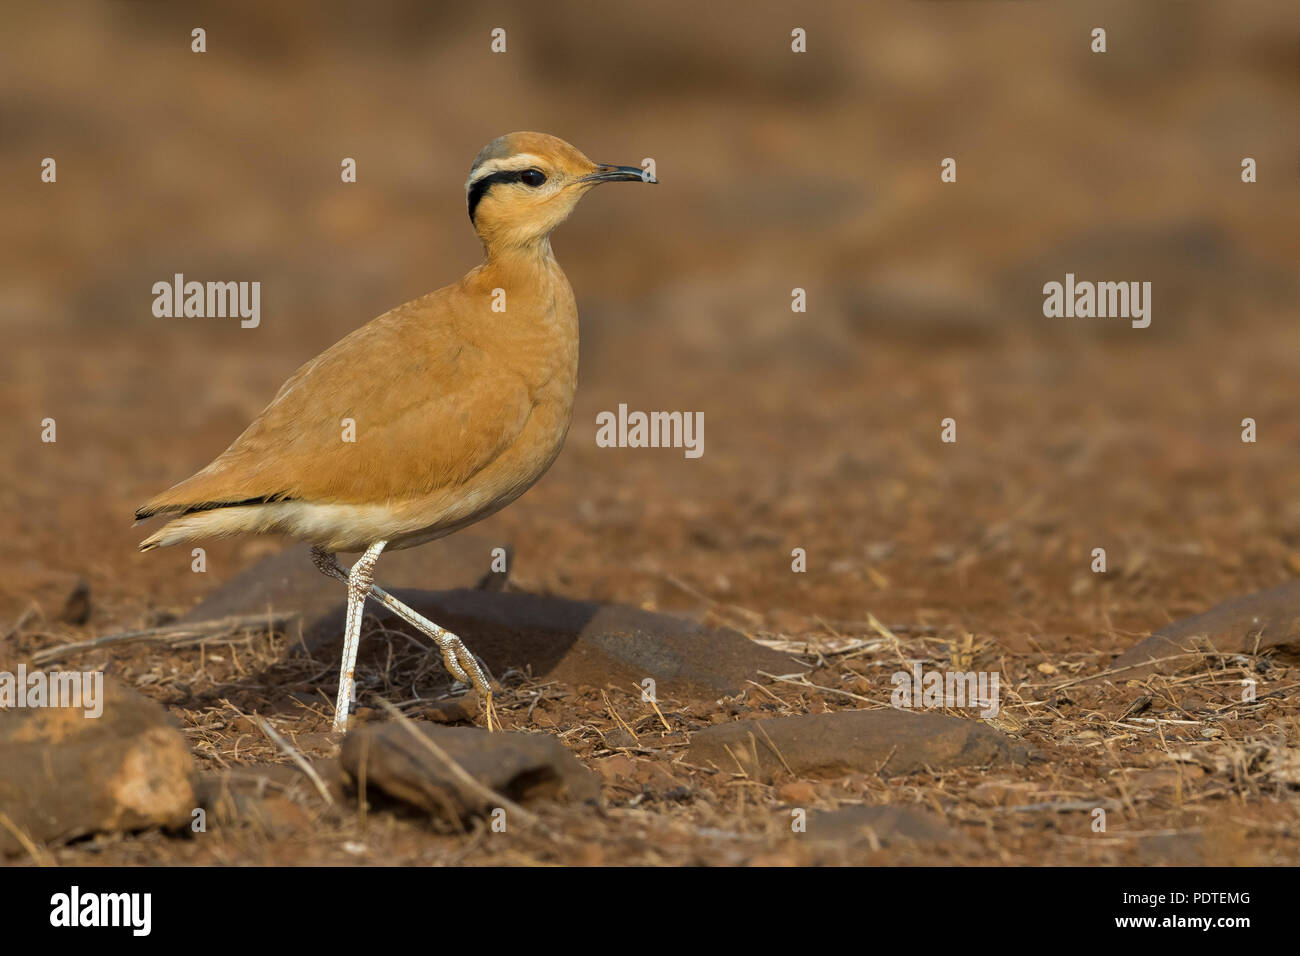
top-left (467, 168), bottom-right (547, 222)
top-left (467, 170), bottom-right (518, 222)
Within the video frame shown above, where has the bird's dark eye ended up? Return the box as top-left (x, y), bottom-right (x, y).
top-left (519, 168), bottom-right (546, 187)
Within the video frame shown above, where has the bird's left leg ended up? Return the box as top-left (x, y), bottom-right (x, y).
top-left (331, 540), bottom-right (385, 732)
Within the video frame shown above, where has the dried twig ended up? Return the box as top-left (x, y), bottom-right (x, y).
top-left (31, 612), bottom-right (298, 664)
top-left (257, 717), bottom-right (335, 808)
top-left (0, 810), bottom-right (52, 866)
top-left (757, 670), bottom-right (890, 707)
top-left (1034, 651), bottom-right (1210, 691)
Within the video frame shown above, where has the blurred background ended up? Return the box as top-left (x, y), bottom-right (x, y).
top-left (1, 0), bottom-right (1297, 657)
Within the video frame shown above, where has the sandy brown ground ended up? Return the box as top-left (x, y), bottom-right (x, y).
top-left (2, 1), bottom-right (1298, 864)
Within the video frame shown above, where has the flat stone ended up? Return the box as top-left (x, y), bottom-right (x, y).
top-left (339, 721), bottom-right (598, 823)
top-left (806, 804), bottom-right (962, 847)
top-left (306, 589), bottom-right (798, 701)
top-left (1113, 580), bottom-right (1300, 678)
top-left (0, 677), bottom-right (194, 856)
top-left (688, 708), bottom-right (1034, 782)
top-left (180, 535), bottom-right (504, 626)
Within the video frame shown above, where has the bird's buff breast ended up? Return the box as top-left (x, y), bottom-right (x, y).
top-left (283, 375), bottom-right (576, 554)
top-left (388, 387), bottom-right (575, 551)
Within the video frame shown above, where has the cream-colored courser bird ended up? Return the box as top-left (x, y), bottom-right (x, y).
top-left (136, 132), bottom-right (654, 731)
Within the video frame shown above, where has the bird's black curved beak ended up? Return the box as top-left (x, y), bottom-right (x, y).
top-left (581, 164), bottom-right (656, 184)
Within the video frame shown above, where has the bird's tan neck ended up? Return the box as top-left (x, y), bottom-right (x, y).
top-left (460, 239), bottom-right (579, 397)
top-left (482, 236), bottom-right (558, 283)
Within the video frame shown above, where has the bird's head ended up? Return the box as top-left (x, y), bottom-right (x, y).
top-left (466, 131), bottom-right (654, 255)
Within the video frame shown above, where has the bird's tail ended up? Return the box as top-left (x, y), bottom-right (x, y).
top-left (137, 505), bottom-right (274, 551)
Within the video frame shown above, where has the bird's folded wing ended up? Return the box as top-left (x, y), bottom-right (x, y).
top-left (137, 309), bottom-right (534, 517)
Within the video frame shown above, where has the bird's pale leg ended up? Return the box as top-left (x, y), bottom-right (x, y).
top-left (311, 547), bottom-right (496, 729)
top-left (331, 540), bottom-right (386, 732)
top-left (366, 585), bottom-right (498, 731)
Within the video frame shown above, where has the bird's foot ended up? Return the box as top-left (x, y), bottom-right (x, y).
top-left (434, 629), bottom-right (496, 731)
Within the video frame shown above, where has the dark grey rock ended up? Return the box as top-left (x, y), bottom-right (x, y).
top-left (689, 708), bottom-right (1034, 782)
top-left (180, 535), bottom-right (502, 626)
top-left (308, 589), bottom-right (799, 701)
top-left (339, 721), bottom-right (598, 823)
top-left (1114, 580), bottom-right (1300, 677)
